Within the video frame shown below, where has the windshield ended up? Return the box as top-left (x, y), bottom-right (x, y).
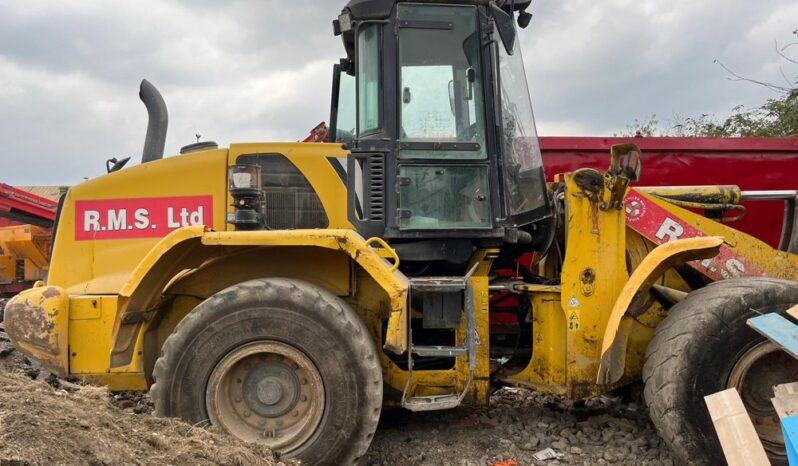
top-left (397, 4), bottom-right (487, 160)
top-left (497, 35), bottom-right (549, 220)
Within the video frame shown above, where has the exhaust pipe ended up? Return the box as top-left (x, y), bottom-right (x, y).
top-left (139, 79), bottom-right (168, 164)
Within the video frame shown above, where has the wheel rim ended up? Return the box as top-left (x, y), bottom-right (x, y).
top-left (206, 341), bottom-right (325, 452)
top-left (728, 340), bottom-right (798, 458)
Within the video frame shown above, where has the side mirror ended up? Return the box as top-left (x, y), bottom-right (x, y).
top-left (621, 149), bottom-right (642, 182)
top-left (604, 143), bottom-right (643, 210)
top-left (490, 4), bottom-right (516, 55)
top-left (609, 143), bottom-right (642, 183)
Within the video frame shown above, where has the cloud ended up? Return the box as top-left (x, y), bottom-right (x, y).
top-left (0, 0), bottom-right (794, 184)
top-left (525, 0), bottom-right (797, 135)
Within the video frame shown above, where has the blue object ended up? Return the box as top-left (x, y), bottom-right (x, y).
top-left (782, 415), bottom-right (798, 465)
top-left (747, 313), bottom-right (798, 359)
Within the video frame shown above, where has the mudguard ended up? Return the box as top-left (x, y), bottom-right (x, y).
top-left (597, 236), bottom-right (724, 385)
top-left (4, 284), bottom-right (70, 375)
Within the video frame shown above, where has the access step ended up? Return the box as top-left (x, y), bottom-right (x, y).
top-left (402, 394), bottom-right (462, 412)
top-left (412, 345), bottom-right (467, 357)
top-left (409, 276), bottom-right (468, 293)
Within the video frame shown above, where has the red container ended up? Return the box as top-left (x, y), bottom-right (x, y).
top-left (540, 137), bottom-right (798, 248)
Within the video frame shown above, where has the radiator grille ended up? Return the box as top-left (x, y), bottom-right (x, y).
top-left (237, 153), bottom-right (329, 229)
top-left (262, 188), bottom-right (327, 230)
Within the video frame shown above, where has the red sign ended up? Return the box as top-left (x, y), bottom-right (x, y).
top-left (74, 196), bottom-right (213, 241)
top-left (624, 189), bottom-right (766, 281)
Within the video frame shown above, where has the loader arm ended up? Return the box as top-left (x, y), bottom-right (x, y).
top-left (625, 188), bottom-right (798, 281)
top-left (598, 188), bottom-right (798, 384)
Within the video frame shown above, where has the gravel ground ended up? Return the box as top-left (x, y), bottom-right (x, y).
top-left (365, 388), bottom-right (674, 466)
top-left (1, 296), bottom-right (674, 465)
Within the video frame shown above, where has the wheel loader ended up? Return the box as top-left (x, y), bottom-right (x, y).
top-left (6, 0), bottom-right (798, 464)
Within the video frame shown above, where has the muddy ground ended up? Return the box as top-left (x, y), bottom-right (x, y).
top-left (0, 297), bottom-right (673, 465)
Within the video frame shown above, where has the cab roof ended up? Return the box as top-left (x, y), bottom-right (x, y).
top-left (342, 0), bottom-right (532, 21)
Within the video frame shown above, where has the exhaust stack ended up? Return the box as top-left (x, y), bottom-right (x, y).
top-left (139, 79), bottom-right (168, 164)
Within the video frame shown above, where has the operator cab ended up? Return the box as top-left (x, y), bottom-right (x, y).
top-left (331, 0), bottom-right (550, 264)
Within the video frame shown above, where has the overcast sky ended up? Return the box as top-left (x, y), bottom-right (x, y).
top-left (1, 0), bottom-right (796, 185)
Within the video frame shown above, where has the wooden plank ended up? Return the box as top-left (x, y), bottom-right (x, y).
top-left (747, 313), bottom-right (798, 359)
top-left (786, 304), bottom-right (798, 322)
top-left (705, 388), bottom-right (770, 466)
top-left (774, 382), bottom-right (798, 398)
top-left (772, 394), bottom-right (798, 420)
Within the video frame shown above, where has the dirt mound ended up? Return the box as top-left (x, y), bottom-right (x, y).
top-left (0, 307), bottom-right (296, 466)
top-left (0, 371), bottom-right (296, 466)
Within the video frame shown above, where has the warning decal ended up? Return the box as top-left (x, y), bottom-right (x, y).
top-left (624, 189), bottom-right (766, 281)
top-left (74, 195), bottom-right (213, 241)
top-left (567, 310), bottom-right (580, 331)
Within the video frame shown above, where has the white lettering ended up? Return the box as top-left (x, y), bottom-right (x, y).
top-left (179, 208), bottom-right (190, 225)
top-left (84, 210), bottom-right (101, 231)
top-left (721, 258), bottom-right (746, 279)
top-left (189, 206), bottom-right (204, 225)
top-left (107, 209), bottom-right (127, 231)
top-left (167, 207), bottom-right (180, 228)
top-left (655, 218), bottom-right (684, 242)
top-left (133, 209), bottom-right (150, 229)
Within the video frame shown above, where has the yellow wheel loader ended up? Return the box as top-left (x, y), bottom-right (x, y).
top-left (6, 1), bottom-right (798, 464)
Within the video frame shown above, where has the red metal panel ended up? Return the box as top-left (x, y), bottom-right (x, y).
top-left (74, 195), bottom-right (213, 241)
top-left (0, 183), bottom-right (58, 224)
top-left (540, 137), bottom-right (798, 248)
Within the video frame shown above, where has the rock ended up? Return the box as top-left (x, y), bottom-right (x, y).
top-left (570, 447), bottom-right (583, 455)
top-left (647, 436), bottom-right (661, 448)
top-left (117, 400), bottom-right (136, 410)
top-left (551, 440), bottom-right (568, 450)
top-left (520, 441), bottom-right (537, 451)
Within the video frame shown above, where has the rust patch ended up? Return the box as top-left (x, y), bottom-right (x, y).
top-left (41, 287), bottom-right (61, 299)
top-left (5, 300), bottom-right (57, 352)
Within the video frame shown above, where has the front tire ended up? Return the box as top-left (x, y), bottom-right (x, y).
top-left (643, 277), bottom-right (798, 465)
top-left (150, 278), bottom-right (383, 465)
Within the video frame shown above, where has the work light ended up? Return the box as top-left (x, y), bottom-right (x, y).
top-left (228, 164), bottom-right (263, 229)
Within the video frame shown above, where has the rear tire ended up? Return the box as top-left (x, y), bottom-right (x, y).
top-left (150, 278), bottom-right (382, 465)
top-left (643, 277), bottom-right (798, 465)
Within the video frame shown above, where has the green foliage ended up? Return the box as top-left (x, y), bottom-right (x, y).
top-left (619, 28), bottom-right (798, 138)
top-left (685, 90), bottom-right (798, 137)
top-left (615, 115), bottom-right (659, 137)
top-left (618, 91), bottom-right (798, 138)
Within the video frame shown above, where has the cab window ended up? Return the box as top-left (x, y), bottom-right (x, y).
top-left (357, 24), bottom-right (381, 135)
top-left (397, 4), bottom-right (487, 160)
